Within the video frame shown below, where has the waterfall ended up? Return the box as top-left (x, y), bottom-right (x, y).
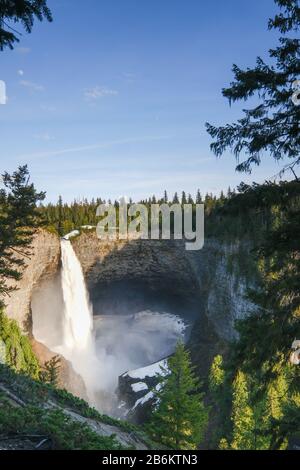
top-left (60, 239), bottom-right (93, 352)
top-left (58, 239), bottom-right (99, 403)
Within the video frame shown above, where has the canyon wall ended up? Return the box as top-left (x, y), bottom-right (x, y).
top-left (4, 230), bottom-right (61, 332)
top-left (4, 229), bottom-right (258, 407)
top-left (72, 232), bottom-right (201, 316)
top-left (72, 232), bottom-right (258, 340)
top-left (4, 229), bottom-right (258, 345)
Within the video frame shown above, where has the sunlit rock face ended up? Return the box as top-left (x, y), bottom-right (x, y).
top-left (4, 230), bottom-right (60, 332)
top-left (30, 338), bottom-right (87, 400)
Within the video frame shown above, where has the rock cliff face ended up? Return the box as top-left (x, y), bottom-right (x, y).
top-left (4, 229), bottom-right (257, 343)
top-left (4, 229), bottom-right (259, 422)
top-left (30, 338), bottom-right (87, 399)
top-left (186, 239), bottom-right (258, 341)
top-left (72, 233), bottom-right (201, 317)
top-left (4, 230), bottom-right (61, 332)
top-left (71, 232), bottom-right (258, 422)
top-left (71, 232), bottom-right (258, 340)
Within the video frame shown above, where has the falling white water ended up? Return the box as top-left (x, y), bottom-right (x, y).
top-left (58, 239), bottom-right (100, 403)
top-left (60, 239), bottom-right (93, 351)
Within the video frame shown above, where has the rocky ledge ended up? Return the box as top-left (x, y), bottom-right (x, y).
top-left (118, 359), bottom-right (167, 424)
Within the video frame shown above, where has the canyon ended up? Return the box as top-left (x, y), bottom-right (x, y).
top-left (4, 229), bottom-right (258, 420)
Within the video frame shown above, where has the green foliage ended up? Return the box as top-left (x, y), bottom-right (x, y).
top-left (231, 182), bottom-right (300, 395)
top-left (40, 355), bottom-right (61, 386)
top-left (215, 366), bottom-right (295, 450)
top-left (209, 355), bottom-right (225, 394)
top-left (0, 165), bottom-right (45, 304)
top-left (148, 342), bottom-right (208, 450)
top-left (0, 363), bottom-right (158, 449)
top-left (0, 401), bottom-right (124, 450)
top-left (208, 180), bottom-right (300, 449)
top-left (40, 188), bottom-right (252, 241)
top-left (52, 387), bottom-right (138, 433)
top-left (0, 308), bottom-right (39, 379)
top-left (206, 0), bottom-right (300, 176)
top-left (230, 371), bottom-right (255, 450)
top-left (0, 0), bottom-right (53, 50)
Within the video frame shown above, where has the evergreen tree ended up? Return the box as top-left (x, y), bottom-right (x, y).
top-left (57, 195), bottom-right (64, 237)
top-left (196, 189), bottom-right (202, 204)
top-left (204, 0), bottom-right (300, 447)
top-left (148, 342), bottom-right (208, 450)
top-left (0, 165), bottom-right (45, 304)
top-left (209, 355), bottom-right (225, 394)
top-left (206, 0), bottom-right (300, 177)
top-left (207, 180), bottom-right (300, 449)
top-left (0, 0), bottom-right (53, 50)
top-left (230, 370), bottom-right (255, 450)
top-left (40, 355), bottom-right (61, 386)
top-left (209, 355), bottom-right (232, 447)
top-left (163, 190), bottom-right (168, 203)
top-left (181, 191), bottom-right (187, 205)
top-left (187, 193), bottom-right (194, 204)
top-left (172, 192), bottom-right (179, 204)
top-left (227, 186), bottom-right (233, 199)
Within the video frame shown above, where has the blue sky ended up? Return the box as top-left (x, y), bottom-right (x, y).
top-left (0, 0), bottom-right (288, 202)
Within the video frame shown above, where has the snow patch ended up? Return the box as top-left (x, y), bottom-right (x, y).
top-left (133, 391), bottom-right (154, 409)
top-left (132, 383), bottom-right (162, 410)
top-left (131, 382), bottom-right (148, 393)
top-left (123, 359), bottom-right (168, 380)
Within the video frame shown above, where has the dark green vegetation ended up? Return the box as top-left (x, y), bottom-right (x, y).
top-left (39, 355), bottom-right (61, 386)
top-left (0, 307), bottom-right (39, 379)
top-left (0, 402), bottom-right (123, 450)
top-left (40, 188), bottom-right (231, 236)
top-left (205, 0), bottom-right (300, 450)
top-left (0, 361), bottom-right (125, 450)
top-left (206, 0), bottom-right (300, 176)
top-left (208, 181), bottom-right (300, 449)
top-left (147, 342), bottom-right (208, 450)
top-left (0, 165), bottom-right (45, 305)
top-left (0, 0), bottom-right (52, 50)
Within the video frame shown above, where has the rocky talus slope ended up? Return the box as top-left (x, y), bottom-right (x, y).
top-left (0, 364), bottom-right (155, 450)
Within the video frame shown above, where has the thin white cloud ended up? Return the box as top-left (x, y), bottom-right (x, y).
top-left (40, 104), bottom-right (56, 112)
top-left (123, 72), bottom-right (136, 79)
top-left (16, 135), bottom-right (171, 160)
top-left (34, 133), bottom-right (53, 141)
top-left (18, 69), bottom-right (24, 76)
top-left (123, 72), bottom-right (137, 84)
top-left (20, 80), bottom-right (44, 92)
top-left (84, 86), bottom-right (118, 100)
top-left (15, 47), bottom-right (31, 54)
